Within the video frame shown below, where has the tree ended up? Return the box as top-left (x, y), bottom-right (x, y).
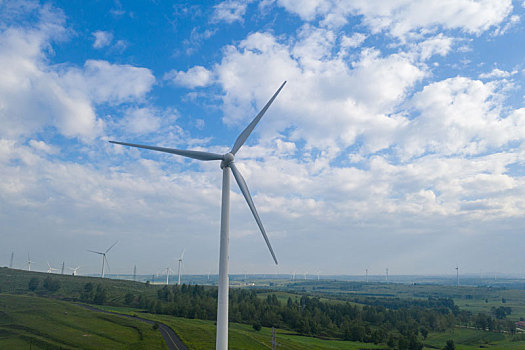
top-left (420, 327), bottom-right (429, 339)
top-left (28, 277), bottom-right (39, 291)
top-left (93, 285), bottom-right (107, 304)
top-left (443, 339), bottom-right (455, 350)
top-left (43, 277), bottom-right (60, 292)
top-left (253, 322), bottom-right (262, 331)
top-left (125, 292), bottom-right (135, 305)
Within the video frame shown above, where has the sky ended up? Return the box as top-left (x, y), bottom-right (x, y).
top-left (2, 0), bottom-right (525, 277)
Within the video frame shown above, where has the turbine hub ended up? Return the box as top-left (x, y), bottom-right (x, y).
top-left (221, 152), bottom-right (235, 168)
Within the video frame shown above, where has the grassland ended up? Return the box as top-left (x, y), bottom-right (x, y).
top-left (98, 305), bottom-right (387, 350)
top-left (4, 268), bottom-right (525, 349)
top-left (0, 294), bottom-right (166, 349)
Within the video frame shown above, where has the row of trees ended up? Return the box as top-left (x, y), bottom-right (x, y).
top-left (28, 277), bottom-right (61, 292)
top-left (64, 282), bottom-right (514, 349)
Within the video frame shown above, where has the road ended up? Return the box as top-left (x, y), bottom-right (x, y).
top-left (77, 303), bottom-right (188, 350)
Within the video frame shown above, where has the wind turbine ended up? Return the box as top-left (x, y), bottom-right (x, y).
top-left (27, 253), bottom-right (33, 271)
top-left (177, 249), bottom-right (185, 286)
top-left (456, 265), bottom-right (459, 287)
top-left (9, 252), bottom-right (14, 268)
top-left (88, 241), bottom-right (118, 278)
top-left (47, 262), bottom-right (59, 273)
top-left (61, 261), bottom-right (65, 274)
top-left (365, 268), bottom-right (368, 282)
top-left (165, 266), bottom-right (174, 285)
top-left (385, 268), bottom-right (389, 282)
top-left (110, 81), bottom-right (285, 350)
top-left (133, 264), bottom-right (137, 282)
top-left (69, 266), bottom-right (80, 276)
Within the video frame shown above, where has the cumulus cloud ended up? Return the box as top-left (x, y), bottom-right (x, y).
top-left (212, 0), bottom-right (250, 23)
top-left (277, 0), bottom-right (513, 38)
top-left (165, 66), bottom-right (213, 88)
top-left (62, 60), bottom-right (155, 105)
top-left (398, 77), bottom-right (523, 159)
top-left (92, 30), bottom-right (113, 48)
top-left (214, 31), bottom-right (425, 154)
top-left (0, 8), bottom-right (155, 142)
top-left (478, 68), bottom-right (516, 79)
top-left (340, 32), bottom-right (367, 49)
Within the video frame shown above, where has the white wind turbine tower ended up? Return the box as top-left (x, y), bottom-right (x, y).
top-left (88, 241), bottom-right (118, 278)
top-left (365, 268), bottom-right (368, 282)
top-left (177, 249), bottom-right (185, 286)
top-left (27, 253), bottom-right (33, 271)
top-left (110, 81), bottom-right (285, 350)
top-left (456, 265), bottom-right (459, 287)
top-left (9, 252), bottom-right (14, 268)
top-left (165, 266), bottom-right (174, 285)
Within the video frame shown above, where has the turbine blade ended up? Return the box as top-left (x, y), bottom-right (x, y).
top-left (105, 240), bottom-right (118, 254)
top-left (104, 255), bottom-right (110, 273)
top-left (180, 249), bottom-right (185, 260)
top-left (230, 81), bottom-right (286, 155)
top-left (87, 250), bottom-right (104, 255)
top-left (110, 141), bottom-right (224, 161)
top-left (229, 163), bottom-right (278, 264)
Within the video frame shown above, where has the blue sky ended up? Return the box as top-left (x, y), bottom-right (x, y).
top-left (2, 0), bottom-right (525, 277)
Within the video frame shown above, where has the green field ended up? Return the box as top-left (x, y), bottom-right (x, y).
top-left (4, 268), bottom-right (525, 349)
top-left (0, 294), bottom-right (166, 349)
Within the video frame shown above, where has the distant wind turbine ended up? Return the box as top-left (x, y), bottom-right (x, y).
top-left (69, 266), bottom-right (80, 276)
top-left (110, 81), bottom-right (286, 350)
top-left (61, 261), bottom-right (65, 275)
top-left (27, 253), bottom-right (33, 271)
top-left (9, 252), bottom-right (14, 268)
top-left (47, 262), bottom-right (59, 273)
top-left (165, 266), bottom-right (173, 285)
top-left (177, 249), bottom-right (185, 286)
top-left (456, 266), bottom-right (459, 287)
top-left (365, 268), bottom-right (368, 283)
top-left (133, 264), bottom-right (137, 282)
top-left (88, 241), bottom-right (118, 278)
top-left (385, 268), bottom-right (389, 282)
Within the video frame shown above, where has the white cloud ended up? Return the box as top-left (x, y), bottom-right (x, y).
top-left (212, 0), bottom-right (250, 23)
top-left (415, 34), bottom-right (453, 60)
top-left (165, 66), bottom-right (213, 88)
top-left (277, 0), bottom-right (513, 38)
top-left (29, 139), bottom-right (58, 154)
top-left (213, 31), bottom-right (424, 155)
top-left (118, 107), bottom-right (179, 135)
top-left (340, 32), bottom-right (367, 49)
top-left (398, 77), bottom-right (522, 159)
top-left (478, 68), bottom-right (516, 79)
top-left (92, 30), bottom-right (113, 48)
top-left (62, 60), bottom-right (155, 105)
top-left (0, 3), bottom-right (155, 142)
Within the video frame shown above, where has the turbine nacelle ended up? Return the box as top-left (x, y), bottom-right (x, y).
top-left (220, 152), bottom-right (235, 169)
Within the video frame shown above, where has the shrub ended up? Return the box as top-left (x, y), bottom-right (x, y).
top-left (28, 277), bottom-right (39, 291)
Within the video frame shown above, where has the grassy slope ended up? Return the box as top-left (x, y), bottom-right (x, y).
top-left (0, 294), bottom-right (166, 349)
top-left (4, 268), bottom-right (525, 349)
top-left (133, 313), bottom-right (386, 350)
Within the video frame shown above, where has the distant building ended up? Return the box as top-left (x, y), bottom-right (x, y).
top-left (515, 321), bottom-right (525, 330)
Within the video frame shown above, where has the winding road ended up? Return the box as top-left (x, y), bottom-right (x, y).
top-left (77, 303), bottom-right (188, 350)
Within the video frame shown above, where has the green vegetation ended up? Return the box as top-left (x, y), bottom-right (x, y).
top-left (0, 294), bottom-right (166, 349)
top-left (3, 267), bottom-right (525, 349)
